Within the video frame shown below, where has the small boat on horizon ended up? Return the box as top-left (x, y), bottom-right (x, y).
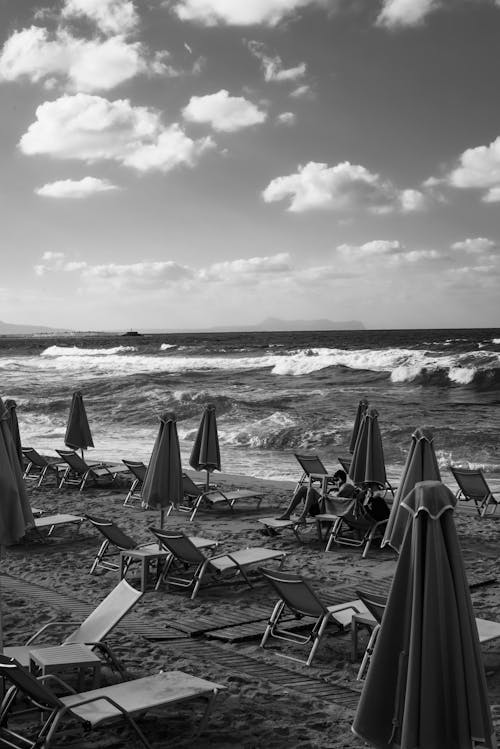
top-left (122, 330), bottom-right (142, 337)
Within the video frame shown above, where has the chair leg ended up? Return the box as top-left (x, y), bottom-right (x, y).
top-left (357, 624), bottom-right (380, 680)
top-left (260, 600), bottom-right (286, 649)
top-left (90, 540), bottom-right (109, 575)
top-left (306, 613), bottom-right (331, 666)
top-left (190, 561), bottom-right (209, 599)
top-left (189, 498), bottom-right (202, 522)
top-left (37, 465), bottom-right (49, 487)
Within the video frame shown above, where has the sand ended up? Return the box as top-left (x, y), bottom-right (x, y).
top-left (2, 469), bottom-right (500, 748)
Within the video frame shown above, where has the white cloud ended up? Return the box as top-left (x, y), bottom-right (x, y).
top-left (19, 93), bottom-right (214, 173)
top-left (0, 26), bottom-right (171, 92)
top-left (202, 253), bottom-right (292, 282)
top-left (451, 237), bottom-right (496, 254)
top-left (276, 112), bottom-right (296, 126)
top-left (34, 251), bottom-right (88, 275)
top-left (399, 188), bottom-right (427, 212)
top-left (61, 0), bottom-right (139, 36)
top-left (171, 0), bottom-right (327, 26)
top-left (289, 83), bottom-right (313, 98)
top-left (446, 136), bottom-right (500, 198)
top-left (483, 186), bottom-right (500, 203)
top-left (262, 161), bottom-right (426, 214)
top-left (183, 89), bottom-right (266, 132)
top-left (376, 0), bottom-right (440, 29)
top-left (247, 41), bottom-right (306, 83)
top-left (35, 176), bottom-right (119, 198)
top-left (337, 240), bottom-right (440, 265)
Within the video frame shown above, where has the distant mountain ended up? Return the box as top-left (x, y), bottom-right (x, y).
top-left (0, 320), bottom-right (67, 335)
top-left (141, 317), bottom-right (365, 333)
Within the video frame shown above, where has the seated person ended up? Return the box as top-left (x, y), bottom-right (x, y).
top-left (278, 470), bottom-right (352, 521)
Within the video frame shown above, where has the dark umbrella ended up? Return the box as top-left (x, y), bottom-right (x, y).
top-left (4, 399), bottom-right (22, 470)
top-left (382, 427), bottom-right (441, 552)
top-left (142, 412), bottom-right (183, 527)
top-left (349, 406), bottom-right (386, 490)
top-left (352, 480), bottom-right (495, 749)
top-left (189, 403), bottom-right (221, 490)
top-left (349, 398), bottom-right (369, 453)
top-left (0, 397), bottom-right (36, 648)
top-left (65, 391), bottom-right (94, 457)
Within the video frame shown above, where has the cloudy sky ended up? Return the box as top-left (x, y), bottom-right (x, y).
top-left (1, 0), bottom-right (499, 331)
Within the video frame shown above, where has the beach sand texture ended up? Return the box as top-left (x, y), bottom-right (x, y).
top-left (3, 471), bottom-right (500, 748)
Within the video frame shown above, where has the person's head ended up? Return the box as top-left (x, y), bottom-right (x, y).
top-left (333, 469), bottom-right (347, 486)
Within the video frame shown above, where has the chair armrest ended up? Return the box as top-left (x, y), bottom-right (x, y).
top-left (25, 620), bottom-right (81, 645)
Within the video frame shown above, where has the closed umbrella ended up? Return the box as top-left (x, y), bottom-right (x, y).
top-left (352, 480), bottom-right (495, 749)
top-left (349, 398), bottom-right (368, 453)
top-left (189, 404), bottom-right (221, 490)
top-left (65, 391), bottom-right (94, 457)
top-left (4, 399), bottom-right (22, 470)
top-left (142, 412), bottom-right (183, 527)
top-left (0, 397), bottom-right (36, 648)
top-left (349, 406), bottom-right (386, 490)
top-left (382, 427), bottom-right (441, 552)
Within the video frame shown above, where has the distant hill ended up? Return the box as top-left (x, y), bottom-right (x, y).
top-left (245, 317), bottom-right (365, 332)
top-left (0, 320), bottom-right (68, 335)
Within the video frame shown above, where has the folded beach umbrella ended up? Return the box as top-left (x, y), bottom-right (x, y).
top-left (142, 412), bottom-right (183, 527)
top-left (349, 406), bottom-right (387, 489)
top-left (4, 399), bottom-right (22, 469)
top-left (349, 398), bottom-right (369, 454)
top-left (189, 403), bottom-right (221, 490)
top-left (65, 390), bottom-right (94, 456)
top-left (352, 480), bottom-right (495, 749)
top-left (382, 427), bottom-right (441, 553)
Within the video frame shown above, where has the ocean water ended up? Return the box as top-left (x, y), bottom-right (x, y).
top-left (1, 328), bottom-right (499, 482)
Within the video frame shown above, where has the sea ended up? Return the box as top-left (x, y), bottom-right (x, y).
top-left (1, 328), bottom-right (499, 483)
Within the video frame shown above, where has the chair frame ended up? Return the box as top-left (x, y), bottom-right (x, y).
top-left (259, 568), bottom-right (367, 666)
top-left (166, 472), bottom-right (263, 522)
top-left (56, 449), bottom-right (122, 491)
top-left (293, 453), bottom-right (332, 492)
top-left (450, 466), bottom-right (498, 517)
top-left (22, 447), bottom-right (65, 488)
top-left (351, 589), bottom-right (387, 680)
top-left (324, 500), bottom-right (388, 558)
top-left (150, 528), bottom-right (285, 599)
top-left (85, 514), bottom-right (144, 575)
top-left (122, 459), bottom-right (147, 506)
top-left (0, 655), bottom-right (222, 749)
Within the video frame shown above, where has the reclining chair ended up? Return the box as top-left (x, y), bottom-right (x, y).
top-left (167, 472), bottom-right (263, 522)
top-left (122, 459), bottom-right (147, 506)
top-left (22, 447), bottom-right (65, 487)
top-left (450, 465), bottom-right (499, 517)
top-left (56, 449), bottom-right (126, 491)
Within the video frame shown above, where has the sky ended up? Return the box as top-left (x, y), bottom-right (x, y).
top-left (1, 0), bottom-right (499, 331)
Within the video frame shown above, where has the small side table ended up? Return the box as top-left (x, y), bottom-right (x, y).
top-left (29, 644), bottom-right (101, 690)
top-left (120, 544), bottom-right (172, 592)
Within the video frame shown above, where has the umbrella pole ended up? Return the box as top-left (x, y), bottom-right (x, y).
top-left (0, 545), bottom-right (4, 650)
top-left (206, 470), bottom-right (210, 492)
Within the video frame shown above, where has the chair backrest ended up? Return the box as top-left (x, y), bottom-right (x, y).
top-left (339, 498), bottom-right (378, 530)
top-left (122, 460), bottom-right (147, 482)
top-left (149, 527), bottom-right (207, 564)
top-left (56, 448), bottom-right (88, 473)
top-left (355, 589), bottom-right (387, 624)
top-left (64, 579), bottom-right (143, 645)
top-left (294, 453), bottom-right (328, 477)
top-left (259, 567), bottom-right (328, 618)
top-left (21, 447), bottom-right (48, 468)
top-left (450, 466), bottom-right (491, 500)
top-left (182, 472), bottom-right (204, 498)
top-left (337, 456), bottom-right (351, 475)
top-left (0, 654), bottom-right (62, 709)
top-left (85, 514), bottom-right (138, 550)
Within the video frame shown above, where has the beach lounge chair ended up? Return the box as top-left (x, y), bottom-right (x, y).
top-left (293, 453), bottom-right (333, 492)
top-left (259, 568), bottom-right (370, 666)
top-left (324, 497), bottom-right (388, 558)
top-left (450, 466), bottom-right (499, 517)
top-left (56, 449), bottom-right (126, 491)
top-left (257, 515), bottom-right (317, 543)
top-left (122, 459), bottom-right (147, 506)
top-left (22, 447), bottom-right (65, 487)
top-left (0, 654), bottom-right (223, 749)
top-left (166, 472), bottom-right (263, 522)
top-left (34, 513), bottom-right (85, 537)
top-left (150, 528), bottom-right (286, 599)
top-left (3, 579), bottom-right (142, 678)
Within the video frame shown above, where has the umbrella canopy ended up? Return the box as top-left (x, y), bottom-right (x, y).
top-left (189, 404), bottom-right (221, 490)
top-left (382, 427), bottom-right (441, 552)
top-left (65, 391), bottom-right (94, 453)
top-left (352, 480), bottom-right (496, 749)
top-left (142, 412), bottom-right (183, 527)
top-left (4, 399), bottom-right (22, 470)
top-left (349, 406), bottom-right (387, 489)
top-left (0, 397), bottom-right (35, 546)
top-left (349, 398), bottom-right (369, 453)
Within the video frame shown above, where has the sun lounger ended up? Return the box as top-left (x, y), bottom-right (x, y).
top-left (257, 516), bottom-right (316, 542)
top-left (150, 528), bottom-right (286, 599)
top-left (56, 449), bottom-right (127, 491)
top-left (121, 459), bottom-right (147, 506)
top-left (450, 466), bottom-right (499, 517)
top-left (166, 472), bottom-right (263, 522)
top-left (324, 498), bottom-right (388, 558)
top-left (3, 579), bottom-right (142, 679)
top-left (34, 513), bottom-right (84, 536)
top-left (22, 447), bottom-right (66, 487)
top-left (0, 654), bottom-right (224, 749)
top-left (259, 567), bottom-right (370, 666)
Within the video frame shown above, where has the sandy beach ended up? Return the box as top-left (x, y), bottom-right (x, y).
top-left (3, 468), bottom-right (500, 748)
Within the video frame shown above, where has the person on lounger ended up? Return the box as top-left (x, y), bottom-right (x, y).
top-left (277, 469), bottom-right (353, 521)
